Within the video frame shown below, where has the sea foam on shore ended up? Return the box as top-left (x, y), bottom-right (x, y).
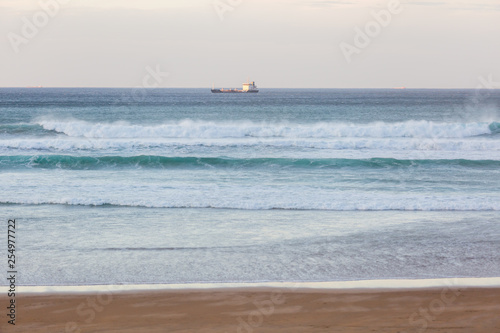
top-left (19, 277), bottom-right (500, 294)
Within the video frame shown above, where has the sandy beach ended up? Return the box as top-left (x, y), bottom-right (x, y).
top-left (2, 287), bottom-right (499, 332)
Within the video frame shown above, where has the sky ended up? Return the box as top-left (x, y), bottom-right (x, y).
top-left (1, 0), bottom-right (499, 88)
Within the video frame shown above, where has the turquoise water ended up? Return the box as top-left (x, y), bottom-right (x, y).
top-left (1, 88), bottom-right (499, 285)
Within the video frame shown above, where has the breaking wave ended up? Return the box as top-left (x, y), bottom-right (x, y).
top-left (35, 119), bottom-right (499, 139)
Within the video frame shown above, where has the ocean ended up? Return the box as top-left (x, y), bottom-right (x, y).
top-left (1, 88), bottom-right (499, 286)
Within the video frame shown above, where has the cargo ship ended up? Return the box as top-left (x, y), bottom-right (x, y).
top-left (211, 81), bottom-right (259, 93)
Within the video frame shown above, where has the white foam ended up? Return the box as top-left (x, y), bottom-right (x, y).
top-left (1, 137), bottom-right (499, 160)
top-left (37, 119), bottom-right (495, 139)
top-left (17, 277), bottom-right (500, 293)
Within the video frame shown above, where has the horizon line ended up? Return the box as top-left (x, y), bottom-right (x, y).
top-left (1, 87), bottom-right (497, 90)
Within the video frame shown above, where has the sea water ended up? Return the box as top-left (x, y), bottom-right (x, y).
top-left (0, 88), bottom-right (499, 286)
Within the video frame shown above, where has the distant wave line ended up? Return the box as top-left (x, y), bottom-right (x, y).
top-left (1, 199), bottom-right (499, 211)
top-left (101, 245), bottom-right (248, 252)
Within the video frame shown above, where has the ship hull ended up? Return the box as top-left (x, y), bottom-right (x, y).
top-left (211, 89), bottom-right (259, 93)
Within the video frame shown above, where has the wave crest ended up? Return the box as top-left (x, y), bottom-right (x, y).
top-left (36, 119), bottom-right (497, 139)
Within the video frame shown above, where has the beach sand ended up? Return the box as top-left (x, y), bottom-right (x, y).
top-left (2, 287), bottom-right (499, 332)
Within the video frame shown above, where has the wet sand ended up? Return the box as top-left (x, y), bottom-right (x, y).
top-left (1, 287), bottom-right (499, 332)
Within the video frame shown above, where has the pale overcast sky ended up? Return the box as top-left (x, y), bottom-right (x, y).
top-left (1, 0), bottom-right (499, 88)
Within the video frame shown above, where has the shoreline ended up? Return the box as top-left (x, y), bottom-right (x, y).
top-left (13, 277), bottom-right (500, 294)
